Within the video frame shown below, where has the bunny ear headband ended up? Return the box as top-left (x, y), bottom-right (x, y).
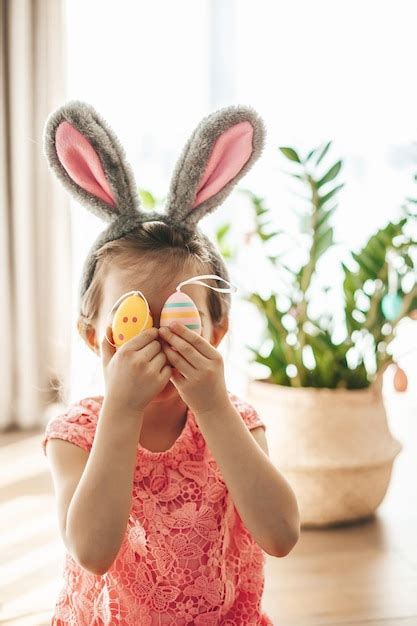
top-left (43, 100), bottom-right (266, 309)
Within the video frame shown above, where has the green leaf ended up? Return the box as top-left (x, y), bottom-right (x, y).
top-left (319, 183), bottom-right (345, 207)
top-left (352, 251), bottom-right (381, 278)
top-left (259, 230), bottom-right (281, 241)
top-left (260, 219), bottom-right (272, 227)
top-left (138, 189), bottom-right (156, 209)
top-left (315, 141), bottom-right (332, 165)
top-left (314, 228), bottom-right (334, 259)
top-left (305, 146), bottom-right (319, 161)
top-left (364, 237), bottom-right (386, 264)
top-left (317, 161), bottom-right (342, 188)
top-left (316, 206), bottom-right (336, 236)
top-left (279, 147), bottom-right (301, 163)
top-left (215, 223), bottom-right (231, 243)
top-left (220, 246), bottom-right (234, 259)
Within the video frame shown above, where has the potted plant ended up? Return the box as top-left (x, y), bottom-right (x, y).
top-left (215, 143), bottom-right (417, 527)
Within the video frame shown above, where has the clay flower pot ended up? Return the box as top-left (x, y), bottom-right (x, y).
top-left (247, 379), bottom-right (402, 527)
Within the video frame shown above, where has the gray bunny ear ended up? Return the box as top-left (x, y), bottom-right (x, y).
top-left (164, 104), bottom-right (266, 232)
top-left (43, 100), bottom-right (140, 223)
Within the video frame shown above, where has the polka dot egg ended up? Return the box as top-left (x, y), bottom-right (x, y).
top-left (159, 291), bottom-right (202, 334)
top-left (111, 294), bottom-right (154, 348)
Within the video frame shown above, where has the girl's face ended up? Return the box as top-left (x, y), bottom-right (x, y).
top-left (88, 261), bottom-right (228, 401)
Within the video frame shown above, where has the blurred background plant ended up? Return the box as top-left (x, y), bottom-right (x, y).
top-left (213, 144), bottom-right (417, 389)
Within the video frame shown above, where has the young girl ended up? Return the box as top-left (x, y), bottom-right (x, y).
top-left (41, 101), bottom-right (300, 625)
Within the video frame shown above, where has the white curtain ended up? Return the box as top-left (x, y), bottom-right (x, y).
top-left (0, 0), bottom-right (71, 430)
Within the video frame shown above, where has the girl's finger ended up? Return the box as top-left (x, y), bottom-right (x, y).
top-left (101, 325), bottom-right (116, 366)
top-left (150, 350), bottom-right (169, 373)
top-left (169, 368), bottom-right (183, 385)
top-left (163, 345), bottom-right (194, 379)
top-left (159, 327), bottom-right (206, 369)
top-left (163, 323), bottom-right (218, 360)
top-left (120, 326), bottom-right (159, 353)
top-left (137, 339), bottom-right (163, 363)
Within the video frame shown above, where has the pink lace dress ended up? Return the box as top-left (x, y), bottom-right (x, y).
top-left (41, 390), bottom-right (274, 625)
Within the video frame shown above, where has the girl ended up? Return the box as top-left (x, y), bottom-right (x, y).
top-left (41, 101), bottom-right (300, 625)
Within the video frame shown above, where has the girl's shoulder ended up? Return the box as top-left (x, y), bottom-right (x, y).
top-left (40, 392), bottom-right (265, 458)
top-left (226, 390), bottom-right (266, 432)
top-left (41, 395), bottom-right (103, 457)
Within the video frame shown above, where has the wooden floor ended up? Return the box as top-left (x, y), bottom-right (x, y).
top-left (0, 392), bottom-right (416, 626)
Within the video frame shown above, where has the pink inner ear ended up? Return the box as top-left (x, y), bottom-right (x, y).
top-left (192, 120), bottom-right (254, 209)
top-left (55, 121), bottom-right (117, 207)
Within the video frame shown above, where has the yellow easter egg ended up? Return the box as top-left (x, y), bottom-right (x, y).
top-left (111, 294), bottom-right (153, 348)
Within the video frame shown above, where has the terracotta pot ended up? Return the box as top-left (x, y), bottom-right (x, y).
top-left (246, 379), bottom-right (402, 528)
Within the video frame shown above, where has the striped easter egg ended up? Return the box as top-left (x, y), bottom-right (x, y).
top-left (160, 291), bottom-right (202, 334)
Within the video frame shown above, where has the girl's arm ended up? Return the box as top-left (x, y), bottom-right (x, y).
top-left (157, 320), bottom-right (300, 557)
top-left (195, 400), bottom-right (300, 557)
top-left (47, 398), bottom-right (143, 575)
top-left (48, 326), bottom-right (170, 575)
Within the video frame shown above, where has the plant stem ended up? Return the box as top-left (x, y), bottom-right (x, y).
top-left (296, 176), bottom-right (320, 382)
top-left (364, 265), bottom-right (387, 333)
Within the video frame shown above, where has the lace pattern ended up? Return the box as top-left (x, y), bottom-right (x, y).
top-left (41, 391), bottom-right (273, 625)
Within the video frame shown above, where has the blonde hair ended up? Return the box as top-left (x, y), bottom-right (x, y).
top-left (77, 221), bottom-right (233, 346)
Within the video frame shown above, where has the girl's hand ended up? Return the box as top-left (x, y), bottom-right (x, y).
top-left (101, 325), bottom-right (172, 415)
top-left (158, 322), bottom-right (229, 418)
